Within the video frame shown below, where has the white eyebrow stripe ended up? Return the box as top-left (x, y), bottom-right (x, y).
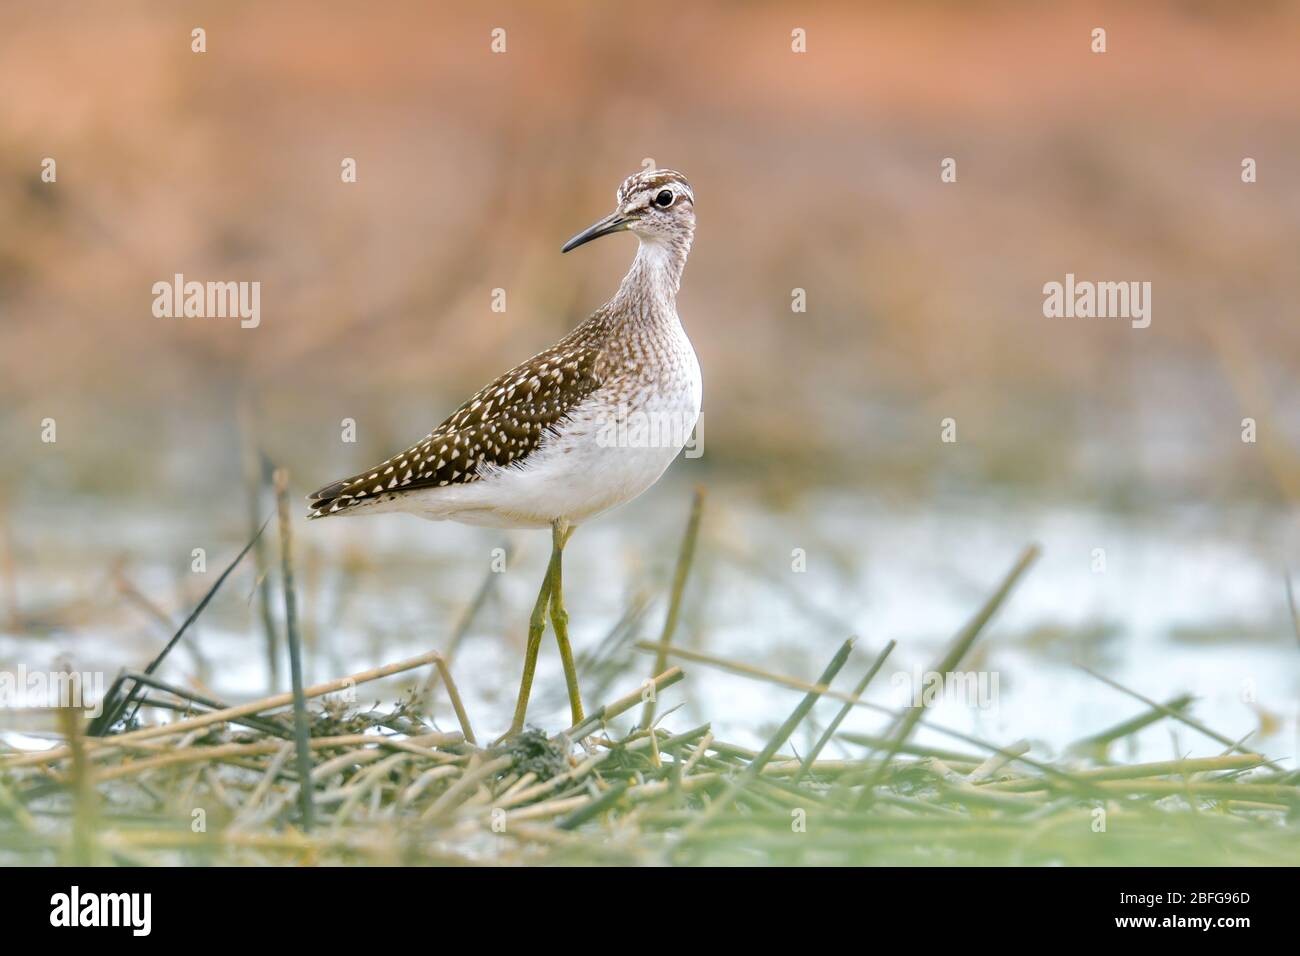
top-left (618, 169), bottom-right (693, 205)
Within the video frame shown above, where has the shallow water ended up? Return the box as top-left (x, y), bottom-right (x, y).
top-left (3, 481), bottom-right (1297, 769)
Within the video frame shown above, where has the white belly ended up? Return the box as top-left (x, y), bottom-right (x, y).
top-left (397, 343), bottom-right (701, 529)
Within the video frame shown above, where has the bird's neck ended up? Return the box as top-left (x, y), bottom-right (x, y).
top-left (613, 236), bottom-right (691, 321)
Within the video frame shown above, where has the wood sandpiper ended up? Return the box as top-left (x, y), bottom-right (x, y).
top-left (308, 169), bottom-right (701, 736)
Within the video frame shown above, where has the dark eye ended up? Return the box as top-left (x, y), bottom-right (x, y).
top-left (654, 189), bottom-right (674, 207)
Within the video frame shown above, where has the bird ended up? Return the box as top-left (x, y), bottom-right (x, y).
top-left (308, 168), bottom-right (701, 737)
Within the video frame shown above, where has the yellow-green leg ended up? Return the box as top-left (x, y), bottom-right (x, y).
top-left (504, 545), bottom-right (559, 738)
top-left (548, 520), bottom-right (584, 726)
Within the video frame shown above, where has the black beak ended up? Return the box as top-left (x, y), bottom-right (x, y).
top-left (561, 210), bottom-right (636, 253)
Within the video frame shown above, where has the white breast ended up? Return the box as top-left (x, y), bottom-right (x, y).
top-left (398, 320), bottom-right (701, 529)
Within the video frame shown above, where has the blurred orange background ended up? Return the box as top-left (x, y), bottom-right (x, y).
top-left (2, 0), bottom-right (1299, 509)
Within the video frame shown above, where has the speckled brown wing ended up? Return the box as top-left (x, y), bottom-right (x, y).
top-left (307, 324), bottom-right (608, 518)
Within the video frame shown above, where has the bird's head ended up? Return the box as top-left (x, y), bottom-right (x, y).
top-left (562, 169), bottom-right (695, 254)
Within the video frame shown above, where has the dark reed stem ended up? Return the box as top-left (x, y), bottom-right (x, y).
top-left (93, 519), bottom-right (270, 735)
top-left (116, 671), bottom-right (290, 738)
